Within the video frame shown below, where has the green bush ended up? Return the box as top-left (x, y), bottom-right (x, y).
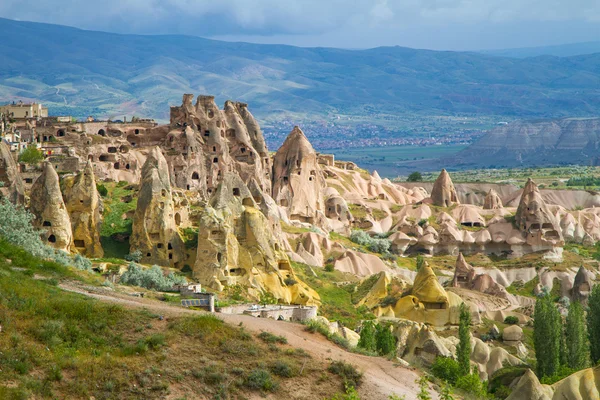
top-left (349, 230), bottom-right (391, 254)
top-left (271, 360), bottom-right (293, 377)
top-left (257, 331), bottom-right (287, 344)
top-left (431, 357), bottom-right (460, 384)
top-left (328, 360), bottom-right (363, 389)
top-left (245, 369), bottom-right (278, 392)
top-left (504, 316), bottom-right (519, 325)
top-left (124, 250), bottom-right (143, 262)
top-left (455, 374), bottom-right (486, 397)
top-left (407, 172), bottom-right (423, 182)
top-left (96, 183), bottom-right (108, 197)
top-left (119, 262), bottom-right (187, 291)
top-left (18, 146), bottom-right (44, 164)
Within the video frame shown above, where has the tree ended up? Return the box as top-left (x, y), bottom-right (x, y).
top-left (456, 303), bottom-right (472, 377)
top-left (566, 301), bottom-right (590, 370)
top-left (18, 145), bottom-right (44, 164)
top-left (416, 376), bottom-right (431, 400)
top-left (534, 294), bottom-right (561, 378)
top-left (358, 321), bottom-right (376, 352)
top-left (416, 254), bottom-right (425, 271)
top-left (588, 284), bottom-right (600, 364)
top-left (375, 323), bottom-right (396, 356)
top-left (407, 172), bottom-right (423, 182)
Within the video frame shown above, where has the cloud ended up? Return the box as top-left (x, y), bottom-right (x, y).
top-left (0, 0), bottom-right (599, 49)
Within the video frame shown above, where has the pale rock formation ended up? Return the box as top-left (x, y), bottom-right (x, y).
top-left (483, 188), bottom-right (503, 209)
top-left (130, 147), bottom-right (185, 266)
top-left (506, 369), bottom-right (553, 400)
top-left (193, 173), bottom-right (319, 305)
top-left (333, 250), bottom-right (392, 277)
top-left (29, 162), bottom-right (73, 252)
top-left (62, 160), bottom-right (104, 257)
top-left (272, 126), bottom-right (326, 225)
top-left (430, 169), bottom-right (459, 207)
top-left (502, 325), bottom-right (523, 344)
top-left (0, 141), bottom-right (25, 204)
top-left (572, 265), bottom-right (595, 303)
top-left (389, 318), bottom-right (452, 366)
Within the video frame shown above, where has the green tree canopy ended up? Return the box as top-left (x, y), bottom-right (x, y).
top-left (534, 294), bottom-right (561, 378)
top-left (566, 301), bottom-right (590, 370)
top-left (456, 303), bottom-right (472, 376)
top-left (407, 171), bottom-right (423, 182)
top-left (587, 285), bottom-right (600, 364)
top-left (18, 145), bottom-right (44, 164)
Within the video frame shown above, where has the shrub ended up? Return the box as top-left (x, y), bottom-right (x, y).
top-left (284, 277), bottom-right (298, 286)
top-left (124, 250), bottom-right (143, 262)
top-left (455, 374), bottom-right (486, 397)
top-left (431, 357), bottom-right (460, 384)
top-left (96, 183), bottom-right (108, 197)
top-left (119, 262), bottom-right (187, 291)
top-left (328, 361), bottom-right (363, 389)
top-left (271, 360), bottom-right (293, 377)
top-left (245, 369), bottom-right (278, 392)
top-left (375, 323), bottom-right (396, 356)
top-left (503, 316), bottom-right (519, 325)
top-left (324, 263), bottom-right (335, 272)
top-left (349, 230), bottom-right (391, 254)
top-left (18, 146), bottom-right (44, 164)
top-left (257, 331), bottom-right (287, 344)
top-left (72, 254), bottom-right (92, 271)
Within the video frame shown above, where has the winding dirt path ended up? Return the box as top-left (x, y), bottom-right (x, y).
top-left (60, 283), bottom-right (436, 399)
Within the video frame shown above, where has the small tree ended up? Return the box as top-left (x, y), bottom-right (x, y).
top-left (407, 172), bottom-right (423, 182)
top-left (416, 254), bottom-right (425, 271)
top-left (375, 323), bottom-right (396, 356)
top-left (588, 284), bottom-right (600, 364)
top-left (18, 145), bottom-right (44, 164)
top-left (534, 294), bottom-right (561, 378)
top-left (456, 303), bottom-right (471, 377)
top-left (566, 301), bottom-right (590, 370)
top-left (358, 321), bottom-right (376, 352)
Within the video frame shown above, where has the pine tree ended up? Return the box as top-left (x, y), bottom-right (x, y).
top-left (375, 322), bottom-right (397, 356)
top-left (534, 294), bottom-right (561, 378)
top-left (588, 285), bottom-right (600, 364)
top-left (456, 303), bottom-right (471, 377)
top-left (358, 321), bottom-right (376, 352)
top-left (416, 254), bottom-right (425, 270)
top-left (566, 301), bottom-right (590, 370)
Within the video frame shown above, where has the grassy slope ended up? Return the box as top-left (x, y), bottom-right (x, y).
top-left (0, 241), bottom-right (342, 399)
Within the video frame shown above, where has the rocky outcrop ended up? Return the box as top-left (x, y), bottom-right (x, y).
top-left (29, 162), bottom-right (73, 252)
top-left (483, 189), bottom-right (503, 209)
top-left (62, 160), bottom-right (104, 257)
top-left (130, 147), bottom-right (184, 266)
top-left (272, 126), bottom-right (326, 225)
top-left (193, 173), bottom-right (319, 305)
top-left (0, 141), bottom-right (25, 204)
top-left (430, 169), bottom-right (459, 207)
top-left (572, 265), bottom-right (595, 303)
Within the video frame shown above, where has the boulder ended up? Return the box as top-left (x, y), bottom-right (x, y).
top-left (506, 369), bottom-right (553, 400)
top-left (483, 189), bottom-right (503, 210)
top-left (503, 325), bottom-right (523, 343)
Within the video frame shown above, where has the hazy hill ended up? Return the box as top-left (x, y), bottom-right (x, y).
top-left (452, 118), bottom-right (600, 169)
top-left (482, 41), bottom-right (600, 58)
top-left (2, 18), bottom-right (600, 125)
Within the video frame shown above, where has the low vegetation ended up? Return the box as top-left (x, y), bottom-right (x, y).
top-left (119, 262), bottom-right (187, 291)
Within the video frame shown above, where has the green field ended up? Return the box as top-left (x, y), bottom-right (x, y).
top-left (322, 145), bottom-right (468, 178)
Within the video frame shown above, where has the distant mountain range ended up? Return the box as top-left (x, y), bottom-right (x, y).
top-left (1, 17), bottom-right (600, 130)
top-left (481, 41), bottom-right (600, 58)
top-left (452, 118), bottom-right (600, 169)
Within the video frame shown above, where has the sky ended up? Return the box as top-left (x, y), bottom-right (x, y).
top-left (1, 0), bottom-right (599, 50)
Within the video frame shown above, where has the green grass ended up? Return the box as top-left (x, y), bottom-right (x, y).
top-left (292, 262), bottom-right (374, 329)
top-left (99, 181), bottom-right (138, 258)
top-left (0, 240), bottom-right (342, 399)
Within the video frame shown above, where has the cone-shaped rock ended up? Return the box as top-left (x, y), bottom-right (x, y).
top-left (430, 169), bottom-right (459, 207)
top-left (572, 265), bottom-right (594, 303)
top-left (62, 160), bottom-right (104, 257)
top-left (272, 126), bottom-right (325, 222)
top-left (483, 189), bottom-right (503, 210)
top-left (0, 141), bottom-right (25, 204)
top-left (29, 162), bottom-right (73, 252)
top-left (411, 262), bottom-right (448, 305)
top-left (515, 179), bottom-right (559, 233)
top-left (450, 252), bottom-right (475, 287)
top-left (130, 147), bottom-right (184, 266)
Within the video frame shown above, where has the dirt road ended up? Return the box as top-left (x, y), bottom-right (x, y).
top-left (60, 283), bottom-right (436, 399)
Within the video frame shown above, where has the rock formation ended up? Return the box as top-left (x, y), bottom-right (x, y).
top-left (62, 160), bottom-right (104, 257)
top-left (272, 126), bottom-right (326, 224)
top-left (430, 169), bottom-right (459, 207)
top-left (483, 188), bottom-right (503, 209)
top-left (0, 141), bottom-right (25, 204)
top-left (130, 147), bottom-right (184, 266)
top-left (193, 173), bottom-right (319, 305)
top-left (572, 265), bottom-right (594, 303)
top-left (29, 162), bottom-right (73, 252)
